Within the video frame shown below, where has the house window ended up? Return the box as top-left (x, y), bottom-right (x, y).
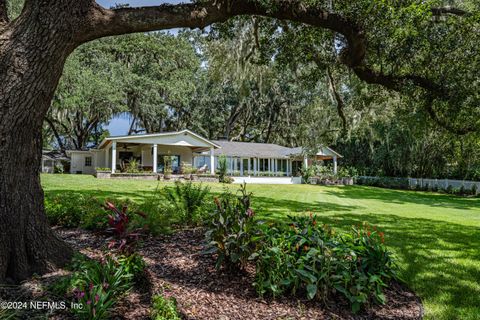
top-left (85, 156), bottom-right (92, 167)
top-left (195, 156), bottom-right (208, 168)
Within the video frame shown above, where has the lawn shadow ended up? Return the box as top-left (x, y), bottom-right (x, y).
top-left (251, 195), bottom-right (364, 222)
top-left (314, 213), bottom-right (480, 319)
top-left (43, 188), bottom-right (159, 203)
top-left (322, 185), bottom-right (480, 211)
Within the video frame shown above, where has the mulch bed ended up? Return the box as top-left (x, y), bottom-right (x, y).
top-left (2, 228), bottom-right (423, 319)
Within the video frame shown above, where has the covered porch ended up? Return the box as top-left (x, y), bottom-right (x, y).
top-left (97, 130), bottom-right (220, 174)
top-left (193, 144), bottom-right (341, 177)
top-left (193, 156), bottom-right (304, 177)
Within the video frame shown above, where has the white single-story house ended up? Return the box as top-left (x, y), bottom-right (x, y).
top-left (42, 150), bottom-right (70, 173)
top-left (66, 129), bottom-right (342, 176)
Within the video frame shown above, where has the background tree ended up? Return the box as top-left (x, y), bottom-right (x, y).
top-left (46, 41), bottom-right (126, 150)
top-left (103, 32), bottom-right (200, 134)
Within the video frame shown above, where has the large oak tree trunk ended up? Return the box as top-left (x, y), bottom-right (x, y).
top-left (0, 1), bottom-right (86, 282)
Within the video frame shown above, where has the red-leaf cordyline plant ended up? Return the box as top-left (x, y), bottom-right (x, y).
top-left (103, 201), bottom-right (147, 255)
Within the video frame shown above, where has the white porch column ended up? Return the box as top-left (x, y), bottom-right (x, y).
top-left (333, 155), bottom-right (338, 174)
top-left (111, 141), bottom-right (117, 174)
top-left (253, 158), bottom-right (257, 176)
top-left (210, 148), bottom-right (215, 174)
top-left (240, 158), bottom-right (244, 176)
top-left (268, 158), bottom-right (271, 174)
top-left (303, 155), bottom-right (308, 168)
top-left (153, 144), bottom-right (158, 173)
top-left (248, 158), bottom-right (251, 176)
top-left (141, 149), bottom-right (144, 167)
top-left (105, 147), bottom-right (109, 168)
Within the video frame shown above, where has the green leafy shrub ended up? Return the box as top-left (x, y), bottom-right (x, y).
top-left (66, 254), bottom-right (144, 319)
top-left (45, 193), bottom-right (142, 230)
top-left (151, 295), bottom-right (181, 320)
top-left (356, 176), bottom-right (410, 190)
top-left (446, 185), bottom-right (453, 194)
top-left (217, 155), bottom-right (229, 183)
top-left (163, 155), bottom-right (173, 177)
top-left (44, 193), bottom-right (154, 232)
top-left (252, 216), bottom-right (397, 313)
top-left (127, 183), bottom-right (176, 235)
top-left (164, 181), bottom-right (211, 225)
top-left (300, 165), bottom-right (315, 184)
top-left (204, 183), bottom-right (257, 270)
top-left (45, 194), bottom-right (107, 229)
top-left (125, 159), bottom-right (141, 173)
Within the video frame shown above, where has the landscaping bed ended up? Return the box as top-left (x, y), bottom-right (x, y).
top-left (55, 227), bottom-right (421, 319)
top-left (0, 227), bottom-right (423, 319)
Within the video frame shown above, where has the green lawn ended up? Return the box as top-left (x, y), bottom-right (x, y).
top-left (41, 174), bottom-right (480, 320)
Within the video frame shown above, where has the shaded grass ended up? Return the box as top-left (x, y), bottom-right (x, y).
top-left (41, 174), bottom-right (480, 320)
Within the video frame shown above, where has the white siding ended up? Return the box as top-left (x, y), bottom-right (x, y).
top-left (70, 152), bottom-right (95, 175)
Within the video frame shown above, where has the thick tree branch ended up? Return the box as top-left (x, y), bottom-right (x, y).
top-left (45, 117), bottom-right (65, 151)
top-left (86, 1), bottom-right (366, 67)
top-left (423, 96), bottom-right (476, 136)
top-left (326, 67), bottom-right (347, 132)
top-left (431, 6), bottom-right (469, 17)
top-left (352, 65), bottom-right (448, 98)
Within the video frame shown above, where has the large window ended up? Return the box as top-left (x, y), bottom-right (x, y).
top-left (84, 156), bottom-right (92, 167)
top-left (292, 160), bottom-right (303, 176)
top-left (278, 159), bottom-right (288, 174)
top-left (158, 155), bottom-right (180, 173)
top-left (259, 158), bottom-right (268, 172)
top-left (242, 158), bottom-right (249, 175)
top-left (195, 156), bottom-right (208, 168)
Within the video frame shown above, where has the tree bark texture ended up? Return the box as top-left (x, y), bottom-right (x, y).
top-left (0, 0), bottom-right (97, 283)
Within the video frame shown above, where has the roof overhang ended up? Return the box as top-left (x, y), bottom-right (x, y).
top-left (316, 146), bottom-right (343, 158)
top-left (65, 150), bottom-right (93, 155)
top-left (97, 130), bottom-right (221, 150)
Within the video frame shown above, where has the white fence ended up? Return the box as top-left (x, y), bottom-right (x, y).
top-left (408, 178), bottom-right (480, 194)
top-left (359, 176), bottom-right (480, 195)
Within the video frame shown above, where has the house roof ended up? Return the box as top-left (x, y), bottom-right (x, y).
top-left (66, 129), bottom-right (341, 160)
top-left (210, 141), bottom-right (342, 159)
top-left (286, 146), bottom-right (343, 158)
top-left (97, 130), bottom-right (221, 149)
top-left (42, 150), bottom-right (70, 161)
top-left (211, 141), bottom-right (291, 158)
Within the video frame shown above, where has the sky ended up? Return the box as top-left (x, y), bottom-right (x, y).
top-left (97, 0), bottom-right (188, 135)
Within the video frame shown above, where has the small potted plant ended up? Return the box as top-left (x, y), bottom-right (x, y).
top-left (181, 162), bottom-right (194, 180)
